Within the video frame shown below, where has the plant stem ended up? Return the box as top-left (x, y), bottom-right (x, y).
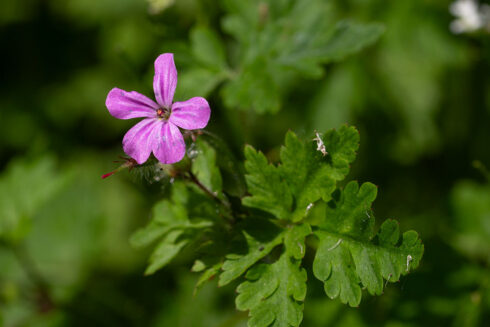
top-left (186, 171), bottom-right (235, 224)
top-left (187, 171), bottom-right (229, 208)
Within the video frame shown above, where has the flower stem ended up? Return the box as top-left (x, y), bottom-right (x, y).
top-left (185, 171), bottom-right (234, 223)
top-left (186, 171), bottom-right (228, 208)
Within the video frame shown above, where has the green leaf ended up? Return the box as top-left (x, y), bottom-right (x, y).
top-left (130, 181), bottom-right (217, 275)
top-left (219, 218), bottom-right (284, 286)
top-left (175, 68), bottom-right (227, 99)
top-left (201, 132), bottom-right (247, 197)
top-left (190, 26), bottom-right (228, 70)
top-left (222, 58), bottom-right (281, 114)
top-left (126, 125), bottom-right (425, 326)
top-left (242, 126), bottom-right (359, 221)
top-left (235, 224), bottom-right (310, 327)
top-left (191, 229), bottom-right (229, 291)
top-left (313, 181), bottom-right (424, 307)
top-left (145, 230), bottom-right (190, 275)
top-left (129, 199), bottom-right (187, 248)
top-left (193, 261), bottom-right (223, 292)
top-left (316, 181), bottom-right (376, 239)
top-left (131, 141), bottom-right (233, 276)
top-left (242, 145), bottom-right (293, 220)
top-left (320, 21), bottom-right (384, 61)
top-left (221, 0), bottom-right (383, 113)
top-left (277, 21), bottom-right (384, 77)
top-left (191, 138), bottom-right (223, 197)
top-left (173, 26), bottom-right (229, 101)
top-left (451, 181), bottom-right (490, 263)
top-left (0, 156), bottom-right (65, 243)
top-left (280, 126), bottom-right (359, 221)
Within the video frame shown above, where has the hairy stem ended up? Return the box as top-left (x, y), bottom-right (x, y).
top-left (186, 171), bottom-right (235, 224)
top-left (187, 171), bottom-right (227, 207)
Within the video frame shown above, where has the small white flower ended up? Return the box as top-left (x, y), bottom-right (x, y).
top-left (450, 0), bottom-right (489, 34)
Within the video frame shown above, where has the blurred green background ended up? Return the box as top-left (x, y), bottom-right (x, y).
top-left (1, 0), bottom-right (489, 326)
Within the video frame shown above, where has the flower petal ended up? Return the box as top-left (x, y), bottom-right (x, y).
top-left (152, 122), bottom-right (186, 164)
top-left (106, 88), bottom-right (158, 120)
top-left (153, 53), bottom-right (177, 108)
top-left (170, 97), bottom-right (211, 130)
top-left (123, 118), bottom-right (160, 164)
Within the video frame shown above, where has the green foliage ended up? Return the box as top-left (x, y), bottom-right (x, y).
top-left (4, 0), bottom-right (490, 325)
top-left (417, 176), bottom-right (490, 327)
top-left (235, 224), bottom-right (310, 327)
top-left (235, 128), bottom-right (421, 325)
top-left (130, 181), bottom-right (218, 275)
top-left (191, 27), bottom-right (227, 71)
top-left (373, 1), bottom-right (469, 162)
top-left (219, 218), bottom-right (284, 286)
top-left (241, 146), bottom-right (293, 220)
top-left (0, 153), bottom-right (145, 326)
top-left (243, 126), bottom-right (359, 221)
top-left (215, 0), bottom-right (384, 113)
top-left (175, 26), bottom-right (230, 100)
top-left (131, 140), bottom-right (232, 275)
top-left (313, 181), bottom-right (424, 307)
top-left (133, 128), bottom-right (423, 327)
top-left (451, 180), bottom-right (490, 263)
top-left (191, 138), bottom-right (223, 197)
top-left (305, 1), bottom-right (471, 164)
top-left (150, 273), bottom-right (243, 327)
top-left (200, 132), bottom-right (247, 197)
top-left (0, 156), bottom-right (65, 243)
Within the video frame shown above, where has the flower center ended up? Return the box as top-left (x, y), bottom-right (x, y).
top-left (156, 107), bottom-right (170, 120)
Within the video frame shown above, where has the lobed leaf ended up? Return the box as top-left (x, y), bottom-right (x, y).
top-left (243, 126), bottom-right (359, 222)
top-left (129, 126), bottom-right (424, 326)
top-left (242, 145), bottom-right (293, 220)
top-left (313, 181), bottom-right (424, 306)
top-left (280, 126), bottom-right (359, 221)
top-left (219, 218), bottom-right (284, 286)
top-left (235, 224), bottom-right (311, 327)
top-left (221, 0), bottom-right (384, 113)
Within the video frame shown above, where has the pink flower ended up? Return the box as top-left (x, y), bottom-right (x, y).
top-left (105, 53), bottom-right (211, 164)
